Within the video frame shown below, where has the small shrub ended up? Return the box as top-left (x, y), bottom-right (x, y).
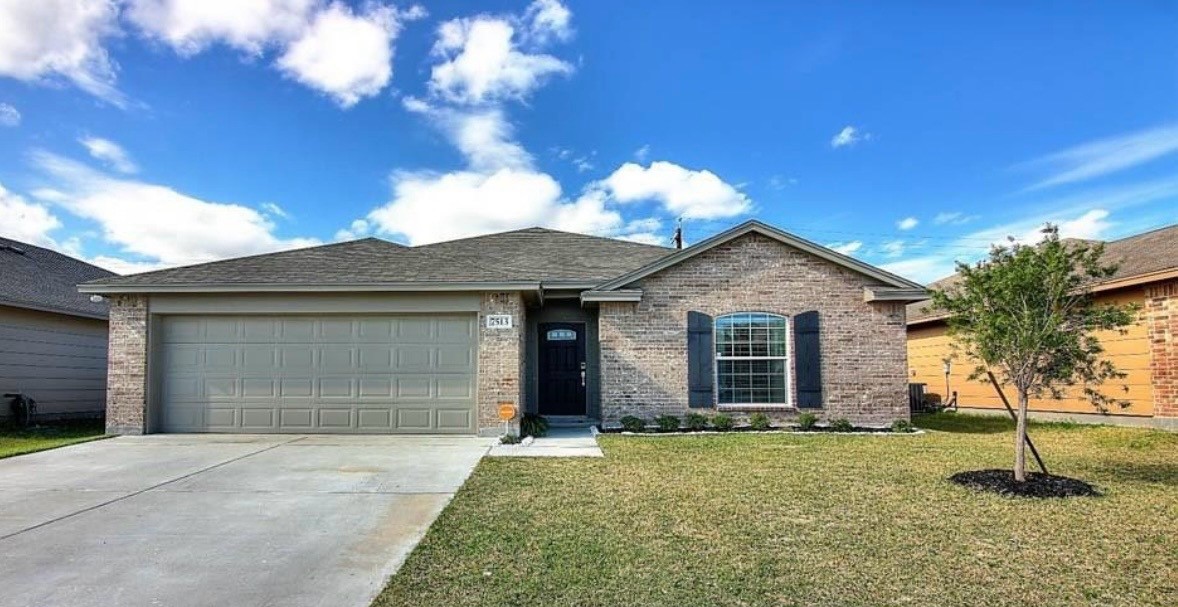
top-left (830, 418), bottom-right (855, 433)
top-left (619, 415), bottom-right (646, 433)
top-left (891, 419), bottom-right (914, 433)
top-left (796, 412), bottom-right (818, 431)
top-left (711, 414), bottom-right (735, 431)
top-left (684, 412), bottom-right (709, 431)
top-left (748, 412), bottom-right (771, 431)
top-left (520, 413), bottom-right (549, 438)
top-left (655, 415), bottom-right (680, 432)
top-left (499, 434), bottom-right (521, 445)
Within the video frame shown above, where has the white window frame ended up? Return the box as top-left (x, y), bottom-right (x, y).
top-left (714, 312), bottom-right (792, 409)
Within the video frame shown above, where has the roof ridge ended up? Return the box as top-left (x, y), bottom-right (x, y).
top-left (1107, 222), bottom-right (1178, 244)
top-left (413, 226), bottom-right (674, 251)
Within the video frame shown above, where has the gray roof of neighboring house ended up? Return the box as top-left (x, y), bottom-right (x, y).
top-left (80, 228), bottom-right (675, 291)
top-left (0, 237), bottom-right (116, 319)
top-left (908, 223), bottom-right (1178, 325)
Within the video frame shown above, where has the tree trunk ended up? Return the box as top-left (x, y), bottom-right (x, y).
top-left (1014, 389), bottom-right (1029, 482)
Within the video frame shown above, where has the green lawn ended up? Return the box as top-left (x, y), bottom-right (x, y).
top-left (375, 413), bottom-right (1178, 607)
top-left (0, 419), bottom-right (106, 459)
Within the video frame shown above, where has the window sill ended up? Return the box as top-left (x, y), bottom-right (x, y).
top-left (716, 404), bottom-right (795, 412)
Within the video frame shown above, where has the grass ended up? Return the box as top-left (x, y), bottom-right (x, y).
top-left (0, 419), bottom-right (106, 459)
top-left (375, 413), bottom-right (1178, 607)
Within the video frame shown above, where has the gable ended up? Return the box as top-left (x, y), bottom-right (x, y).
top-left (587, 221), bottom-right (925, 301)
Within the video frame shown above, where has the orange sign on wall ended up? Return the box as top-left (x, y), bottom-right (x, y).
top-left (498, 403), bottom-right (517, 421)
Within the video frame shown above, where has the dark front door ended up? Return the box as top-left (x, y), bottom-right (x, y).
top-left (538, 322), bottom-right (586, 416)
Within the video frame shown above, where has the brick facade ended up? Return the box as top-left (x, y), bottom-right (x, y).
top-left (477, 292), bottom-right (526, 435)
top-left (105, 294), bottom-right (149, 435)
top-left (1145, 279), bottom-right (1178, 419)
top-left (598, 233), bottom-right (909, 427)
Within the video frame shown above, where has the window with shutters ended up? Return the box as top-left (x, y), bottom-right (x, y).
top-left (714, 312), bottom-right (791, 407)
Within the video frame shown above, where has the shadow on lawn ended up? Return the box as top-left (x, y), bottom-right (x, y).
top-left (915, 413), bottom-right (1014, 434)
top-left (1092, 462), bottom-right (1178, 487)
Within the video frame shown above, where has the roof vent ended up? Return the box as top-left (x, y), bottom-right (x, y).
top-left (0, 244), bottom-right (26, 255)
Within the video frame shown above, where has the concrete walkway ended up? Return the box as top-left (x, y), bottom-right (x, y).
top-left (487, 426), bottom-right (604, 457)
top-left (0, 434), bottom-right (492, 607)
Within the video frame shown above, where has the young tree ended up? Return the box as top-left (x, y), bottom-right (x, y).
top-left (930, 225), bottom-right (1136, 481)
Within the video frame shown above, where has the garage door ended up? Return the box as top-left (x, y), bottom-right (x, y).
top-left (156, 315), bottom-right (477, 434)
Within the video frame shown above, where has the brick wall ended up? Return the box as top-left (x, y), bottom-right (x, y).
top-left (1146, 279), bottom-right (1178, 419)
top-left (105, 294), bottom-right (148, 435)
top-left (598, 233), bottom-right (910, 427)
top-left (477, 292), bottom-right (526, 434)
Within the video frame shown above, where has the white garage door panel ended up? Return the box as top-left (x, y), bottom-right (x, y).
top-left (157, 315), bottom-right (477, 434)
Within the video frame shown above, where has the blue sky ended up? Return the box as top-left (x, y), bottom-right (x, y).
top-left (1, 1), bottom-right (1176, 282)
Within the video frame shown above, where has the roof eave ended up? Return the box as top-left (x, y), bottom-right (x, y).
top-left (864, 287), bottom-right (929, 303)
top-left (0, 298), bottom-right (108, 321)
top-left (580, 289), bottom-right (643, 303)
top-left (77, 281), bottom-right (545, 294)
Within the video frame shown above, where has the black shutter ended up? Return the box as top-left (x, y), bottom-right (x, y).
top-left (794, 311), bottom-right (823, 408)
top-left (687, 311), bottom-right (714, 408)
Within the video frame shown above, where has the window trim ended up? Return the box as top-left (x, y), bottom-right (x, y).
top-left (713, 312), bottom-right (793, 409)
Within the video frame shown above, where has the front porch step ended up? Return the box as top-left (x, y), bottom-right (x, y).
top-left (543, 415), bottom-right (599, 428)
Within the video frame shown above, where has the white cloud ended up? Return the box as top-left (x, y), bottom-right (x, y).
top-left (601, 161), bottom-right (751, 220)
top-left (1037, 209), bottom-right (1111, 242)
top-left (260, 201), bottom-right (288, 218)
top-left (79, 136), bottom-right (138, 174)
top-left (896, 216), bottom-right (918, 230)
top-left (0, 103), bottom-right (20, 127)
top-left (1020, 123), bottom-right (1178, 190)
top-left (881, 208), bottom-right (1120, 284)
top-left (428, 1), bottom-right (573, 104)
top-left (767, 174), bottom-right (797, 190)
top-left (369, 167), bottom-right (622, 245)
top-left (827, 240), bottom-right (862, 255)
top-left (550, 146), bottom-right (593, 172)
top-left (522, 0), bottom-right (572, 44)
top-left (881, 239), bottom-right (905, 258)
top-left (616, 232), bottom-right (664, 246)
top-left (126, 0), bottom-right (317, 56)
top-left (634, 144), bottom-right (650, 162)
top-left (933, 211), bottom-right (977, 225)
top-left (30, 150), bottom-right (318, 267)
top-left (878, 257), bottom-right (946, 285)
top-left (334, 218), bottom-right (371, 241)
top-left (831, 125), bottom-right (868, 148)
top-left (276, 2), bottom-right (420, 107)
top-left (0, 0), bottom-right (126, 106)
top-left (451, 108), bottom-right (532, 171)
top-left (127, 0), bottom-right (421, 107)
top-left (86, 255), bottom-right (170, 274)
top-left (0, 183), bottom-right (62, 246)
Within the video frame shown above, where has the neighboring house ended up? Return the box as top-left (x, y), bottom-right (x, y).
top-left (907, 224), bottom-right (1178, 429)
top-left (80, 220), bottom-right (926, 436)
top-left (1, 237), bottom-right (115, 421)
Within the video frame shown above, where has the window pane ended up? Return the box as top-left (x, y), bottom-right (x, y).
top-left (715, 319), bottom-right (790, 405)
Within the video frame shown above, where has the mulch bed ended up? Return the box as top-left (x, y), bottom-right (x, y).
top-left (949, 469), bottom-right (1101, 498)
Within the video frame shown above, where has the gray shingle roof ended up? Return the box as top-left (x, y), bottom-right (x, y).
top-left (908, 223), bottom-right (1178, 324)
top-left (0, 237), bottom-right (116, 318)
top-left (82, 228), bottom-right (673, 290)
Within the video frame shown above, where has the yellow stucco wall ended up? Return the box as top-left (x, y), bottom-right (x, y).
top-left (906, 288), bottom-right (1154, 417)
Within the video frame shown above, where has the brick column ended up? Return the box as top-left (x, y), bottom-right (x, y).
top-left (106, 294), bottom-right (149, 435)
top-left (477, 292), bottom-right (525, 435)
top-left (1146, 279), bottom-right (1178, 420)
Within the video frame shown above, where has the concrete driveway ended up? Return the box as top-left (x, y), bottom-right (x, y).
top-left (0, 434), bottom-right (492, 607)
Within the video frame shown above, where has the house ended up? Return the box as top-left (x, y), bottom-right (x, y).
top-left (907, 224), bottom-right (1178, 429)
top-left (79, 220), bottom-right (926, 436)
top-left (1, 237), bottom-right (115, 421)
